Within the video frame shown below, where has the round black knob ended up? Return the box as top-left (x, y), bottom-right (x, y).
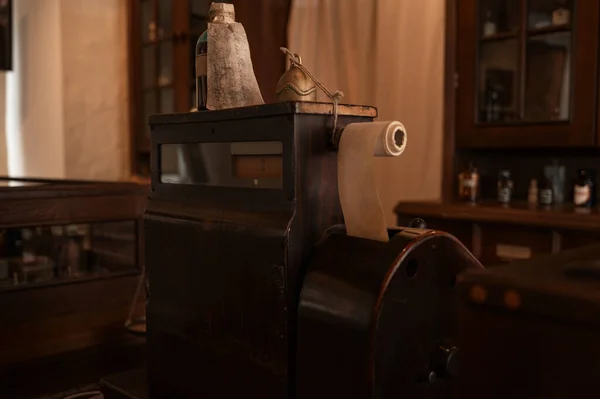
top-left (432, 344), bottom-right (459, 378)
top-left (417, 369), bottom-right (437, 384)
top-left (426, 371), bottom-right (437, 383)
top-left (408, 218), bottom-right (427, 229)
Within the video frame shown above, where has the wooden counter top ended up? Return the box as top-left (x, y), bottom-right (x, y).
top-left (148, 102), bottom-right (377, 125)
top-left (0, 177), bottom-right (148, 227)
top-left (394, 201), bottom-right (600, 232)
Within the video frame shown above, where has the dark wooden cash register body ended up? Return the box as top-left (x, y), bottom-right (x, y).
top-left (145, 103), bottom-right (483, 399)
top-left (145, 103), bottom-right (376, 398)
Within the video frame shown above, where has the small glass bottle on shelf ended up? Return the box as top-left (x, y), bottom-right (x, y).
top-left (528, 179), bottom-right (539, 206)
top-left (484, 80), bottom-right (502, 123)
top-left (148, 22), bottom-right (157, 42)
top-left (20, 228), bottom-right (36, 264)
top-left (483, 10), bottom-right (497, 37)
top-left (458, 162), bottom-right (479, 203)
top-left (195, 30), bottom-right (208, 111)
top-left (497, 170), bottom-right (513, 205)
top-left (552, 1), bottom-right (570, 26)
top-left (539, 176), bottom-right (554, 207)
top-left (574, 169), bottom-right (596, 208)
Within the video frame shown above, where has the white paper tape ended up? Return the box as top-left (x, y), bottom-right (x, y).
top-left (338, 121), bottom-right (407, 242)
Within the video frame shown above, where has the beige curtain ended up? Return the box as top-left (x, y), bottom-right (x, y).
top-left (288, 0), bottom-right (445, 223)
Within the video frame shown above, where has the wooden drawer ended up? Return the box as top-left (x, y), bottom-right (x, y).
top-left (560, 230), bottom-right (600, 251)
top-left (478, 223), bottom-right (552, 266)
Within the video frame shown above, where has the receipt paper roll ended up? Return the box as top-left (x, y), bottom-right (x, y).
top-left (338, 121), bottom-right (407, 242)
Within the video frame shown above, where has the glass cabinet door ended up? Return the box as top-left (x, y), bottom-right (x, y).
top-left (524, 0), bottom-right (572, 122)
top-left (478, 0), bottom-right (520, 124)
top-left (457, 0), bottom-right (598, 147)
top-left (132, 0), bottom-right (209, 176)
top-left (138, 0), bottom-right (156, 151)
top-left (477, 0), bottom-right (573, 124)
top-left (139, 0), bottom-right (175, 150)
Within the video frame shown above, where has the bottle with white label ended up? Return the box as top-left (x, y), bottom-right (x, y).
top-left (497, 170), bottom-right (513, 204)
top-left (574, 168), bottom-right (596, 208)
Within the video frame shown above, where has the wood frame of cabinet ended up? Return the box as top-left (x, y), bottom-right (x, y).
top-left (455, 0), bottom-right (600, 148)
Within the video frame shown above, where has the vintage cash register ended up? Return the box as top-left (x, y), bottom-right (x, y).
top-left (143, 102), bottom-right (483, 399)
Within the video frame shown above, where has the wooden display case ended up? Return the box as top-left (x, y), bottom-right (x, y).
top-left (0, 178), bottom-right (147, 366)
top-left (397, 0), bottom-right (600, 266)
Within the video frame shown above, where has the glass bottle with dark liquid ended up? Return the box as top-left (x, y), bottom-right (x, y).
top-left (497, 169), bottom-right (513, 205)
top-left (195, 31), bottom-right (208, 111)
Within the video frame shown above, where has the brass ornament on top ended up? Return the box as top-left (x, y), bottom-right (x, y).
top-left (276, 50), bottom-right (317, 102)
top-left (276, 47), bottom-right (345, 145)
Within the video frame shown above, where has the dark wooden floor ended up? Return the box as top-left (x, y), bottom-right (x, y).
top-left (0, 334), bottom-right (145, 399)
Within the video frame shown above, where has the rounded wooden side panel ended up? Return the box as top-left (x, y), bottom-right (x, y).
top-left (296, 226), bottom-right (483, 399)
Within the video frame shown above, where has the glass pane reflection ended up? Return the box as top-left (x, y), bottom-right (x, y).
top-left (158, 41), bottom-right (173, 87)
top-left (528, 0), bottom-right (572, 29)
top-left (478, 39), bottom-right (520, 123)
top-left (524, 32), bottom-right (571, 121)
top-left (0, 221), bottom-right (137, 290)
top-left (141, 0), bottom-right (153, 41)
top-left (160, 142), bottom-right (284, 189)
top-left (160, 87), bottom-right (174, 113)
top-left (158, 0), bottom-right (172, 39)
top-left (143, 45), bottom-right (156, 88)
top-left (479, 0), bottom-right (520, 37)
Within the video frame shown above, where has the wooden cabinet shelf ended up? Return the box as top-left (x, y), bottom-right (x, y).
top-left (528, 23), bottom-right (571, 37)
top-left (396, 200), bottom-right (600, 266)
top-left (142, 84), bottom-right (174, 92)
top-left (395, 201), bottom-right (600, 232)
top-left (142, 37), bottom-right (177, 46)
top-left (481, 31), bottom-right (518, 41)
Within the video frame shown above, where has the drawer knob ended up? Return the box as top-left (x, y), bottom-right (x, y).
top-left (431, 342), bottom-right (460, 378)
